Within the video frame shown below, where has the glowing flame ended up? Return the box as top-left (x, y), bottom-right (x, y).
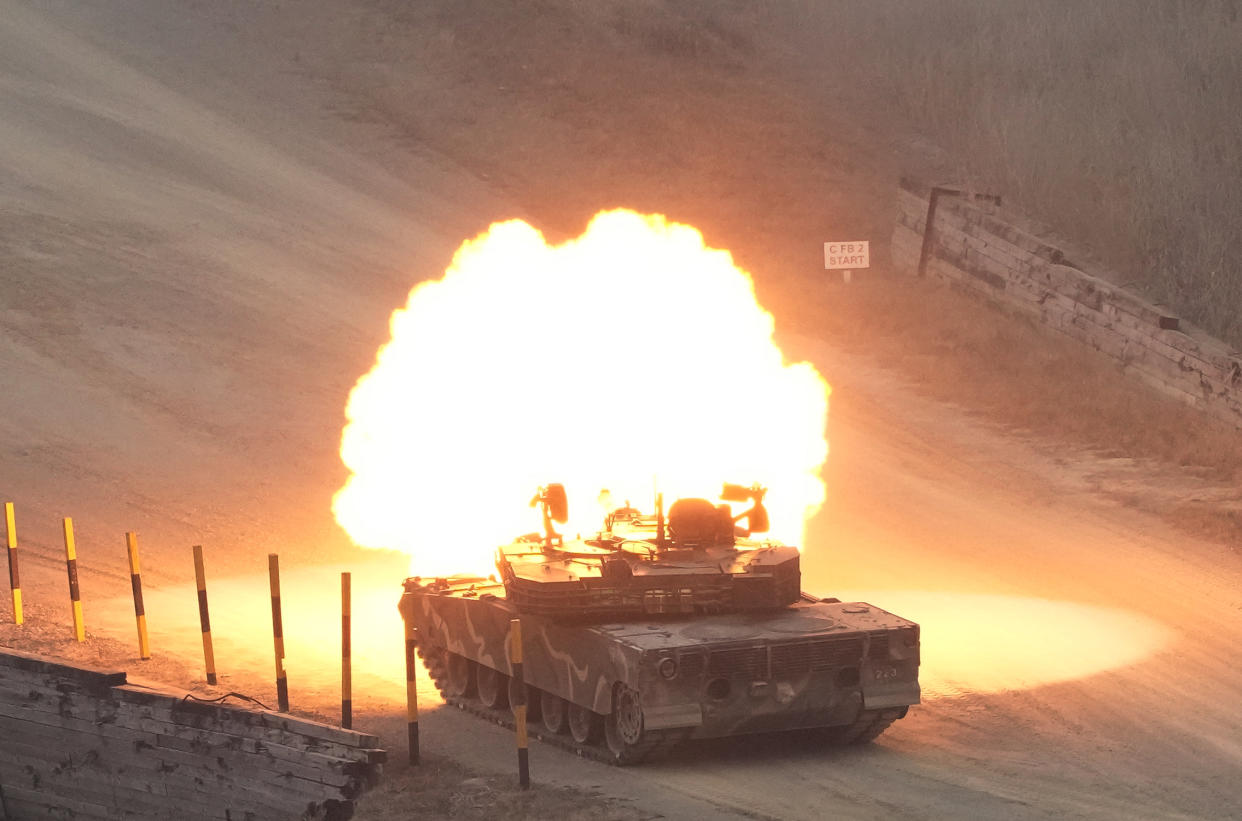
top-left (334, 210), bottom-right (830, 575)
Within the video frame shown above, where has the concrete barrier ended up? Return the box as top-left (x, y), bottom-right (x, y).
top-left (892, 177), bottom-right (1242, 427)
top-left (0, 649), bottom-right (384, 820)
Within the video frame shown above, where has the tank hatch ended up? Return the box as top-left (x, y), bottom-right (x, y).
top-left (498, 484), bottom-right (801, 621)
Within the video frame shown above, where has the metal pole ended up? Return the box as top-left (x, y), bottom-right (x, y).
top-left (269, 554), bottom-right (289, 712)
top-left (510, 617), bottom-right (530, 789)
top-left (4, 503), bottom-right (21, 625)
top-left (916, 187), bottom-right (944, 278)
top-left (192, 545), bottom-right (218, 685)
top-left (63, 518), bottom-right (85, 642)
top-left (126, 533), bottom-right (150, 659)
top-left (404, 619), bottom-right (420, 766)
top-left (341, 572), bottom-right (352, 729)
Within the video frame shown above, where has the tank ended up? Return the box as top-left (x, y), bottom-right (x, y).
top-left (399, 485), bottom-right (921, 765)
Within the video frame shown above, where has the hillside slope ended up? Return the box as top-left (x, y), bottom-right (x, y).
top-left (2, 2), bottom-right (1241, 819)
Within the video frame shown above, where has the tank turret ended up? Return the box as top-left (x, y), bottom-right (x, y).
top-left (497, 484), bottom-right (801, 620)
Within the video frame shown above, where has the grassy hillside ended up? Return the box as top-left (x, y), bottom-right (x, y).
top-left (779, 0), bottom-right (1242, 345)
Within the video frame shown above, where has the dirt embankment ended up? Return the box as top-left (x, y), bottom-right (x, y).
top-left (3, 2), bottom-right (1242, 819)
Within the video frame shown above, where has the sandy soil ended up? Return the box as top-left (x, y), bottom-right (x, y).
top-left (2, 1), bottom-right (1241, 819)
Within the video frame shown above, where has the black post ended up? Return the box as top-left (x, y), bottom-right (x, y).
top-left (341, 572), bottom-right (352, 729)
top-left (511, 618), bottom-right (530, 789)
top-left (405, 621), bottom-right (421, 766)
top-left (269, 554), bottom-right (289, 712)
top-left (192, 545), bottom-right (218, 685)
top-left (4, 502), bottom-right (21, 626)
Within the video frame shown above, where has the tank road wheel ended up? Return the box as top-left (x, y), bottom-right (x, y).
top-left (540, 691), bottom-right (569, 734)
top-left (568, 703), bottom-right (603, 745)
top-left (477, 665), bottom-right (510, 709)
top-left (445, 652), bottom-right (477, 698)
top-left (605, 682), bottom-right (660, 765)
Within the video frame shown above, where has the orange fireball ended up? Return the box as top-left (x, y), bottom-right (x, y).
top-left (334, 210), bottom-right (830, 576)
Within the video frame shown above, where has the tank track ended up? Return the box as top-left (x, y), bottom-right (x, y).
top-left (822, 706), bottom-right (907, 745)
top-left (443, 693), bottom-right (691, 766)
top-left (417, 646), bottom-right (902, 764)
top-left (417, 645), bottom-right (687, 765)
top-left (417, 645), bottom-right (450, 694)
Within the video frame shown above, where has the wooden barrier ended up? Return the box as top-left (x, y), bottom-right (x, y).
top-left (0, 648), bottom-right (384, 820)
top-left (892, 176), bottom-right (1242, 427)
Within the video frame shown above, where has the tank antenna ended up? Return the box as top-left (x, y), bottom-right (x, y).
top-left (655, 492), bottom-right (667, 550)
top-left (530, 484), bottom-right (568, 552)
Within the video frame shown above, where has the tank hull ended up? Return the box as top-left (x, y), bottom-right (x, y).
top-left (401, 577), bottom-right (919, 761)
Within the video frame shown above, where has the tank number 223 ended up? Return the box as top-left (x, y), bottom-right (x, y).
top-left (872, 666), bottom-right (899, 680)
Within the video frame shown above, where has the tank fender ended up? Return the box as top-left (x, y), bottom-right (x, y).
top-left (410, 592), bottom-right (502, 670)
top-left (462, 600), bottom-right (509, 671)
top-left (527, 627), bottom-right (631, 715)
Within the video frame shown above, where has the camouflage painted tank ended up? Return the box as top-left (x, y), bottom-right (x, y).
top-left (399, 487), bottom-right (921, 765)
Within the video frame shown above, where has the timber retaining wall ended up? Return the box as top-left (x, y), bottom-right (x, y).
top-left (891, 177), bottom-right (1242, 427)
top-left (0, 649), bottom-right (384, 820)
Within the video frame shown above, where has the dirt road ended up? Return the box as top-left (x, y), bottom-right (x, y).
top-left (2, 2), bottom-right (1241, 818)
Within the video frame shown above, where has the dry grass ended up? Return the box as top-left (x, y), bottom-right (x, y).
top-left (803, 272), bottom-right (1242, 548)
top-left (298, 0), bottom-right (1242, 547)
top-left (780, 0), bottom-right (1242, 346)
top-left (352, 755), bottom-right (653, 821)
top-left (812, 275), bottom-right (1242, 477)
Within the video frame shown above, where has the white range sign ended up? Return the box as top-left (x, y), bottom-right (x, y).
top-left (823, 240), bottom-right (870, 270)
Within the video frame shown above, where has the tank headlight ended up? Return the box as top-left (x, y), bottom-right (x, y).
top-left (657, 657), bottom-right (678, 680)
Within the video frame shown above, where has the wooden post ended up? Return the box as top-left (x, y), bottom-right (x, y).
top-left (510, 617), bottom-right (529, 789)
top-left (4, 502), bottom-right (21, 625)
top-left (126, 533), bottom-right (151, 659)
top-left (916, 187), bottom-right (944, 278)
top-left (341, 572), bottom-right (352, 729)
top-left (917, 186), bottom-right (1002, 278)
top-left (404, 619), bottom-right (420, 766)
top-left (63, 518), bottom-right (85, 642)
top-left (269, 554), bottom-right (289, 712)
top-left (192, 545), bottom-right (218, 685)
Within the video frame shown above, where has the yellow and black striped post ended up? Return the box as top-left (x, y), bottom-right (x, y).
top-left (510, 617), bottom-right (530, 789)
top-left (404, 618), bottom-right (420, 767)
top-left (269, 553), bottom-right (289, 712)
top-left (63, 518), bottom-right (85, 642)
top-left (125, 532), bottom-right (151, 660)
top-left (4, 502), bottom-right (21, 625)
top-left (192, 545), bottom-right (217, 685)
top-left (341, 571), bottom-right (352, 729)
